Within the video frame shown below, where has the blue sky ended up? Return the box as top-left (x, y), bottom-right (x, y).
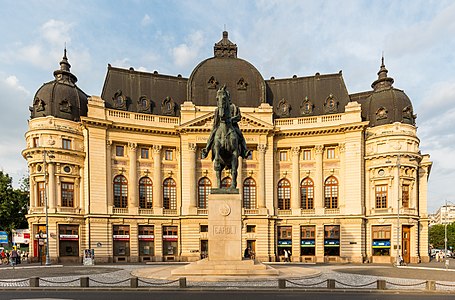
top-left (1, 0), bottom-right (454, 212)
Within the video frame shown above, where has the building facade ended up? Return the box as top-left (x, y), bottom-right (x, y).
top-left (23, 32), bottom-right (432, 264)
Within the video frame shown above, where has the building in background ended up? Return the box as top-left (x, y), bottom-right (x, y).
top-left (22, 32), bottom-right (432, 264)
top-left (431, 204), bottom-right (455, 225)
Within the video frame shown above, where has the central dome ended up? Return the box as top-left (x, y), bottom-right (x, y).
top-left (187, 31), bottom-right (266, 107)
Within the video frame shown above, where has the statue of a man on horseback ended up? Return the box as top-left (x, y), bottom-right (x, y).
top-left (201, 85), bottom-right (251, 189)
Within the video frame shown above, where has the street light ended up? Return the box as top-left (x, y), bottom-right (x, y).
top-left (42, 149), bottom-right (55, 266)
top-left (444, 200), bottom-right (454, 259)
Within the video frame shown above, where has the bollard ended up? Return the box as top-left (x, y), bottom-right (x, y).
top-left (29, 277), bottom-right (39, 287)
top-left (377, 279), bottom-right (386, 290)
top-left (278, 278), bottom-right (286, 289)
top-left (80, 277), bottom-right (89, 288)
top-left (426, 280), bottom-right (436, 291)
top-left (327, 279), bottom-right (336, 289)
top-left (130, 277), bottom-right (138, 288)
top-left (179, 277), bottom-right (187, 288)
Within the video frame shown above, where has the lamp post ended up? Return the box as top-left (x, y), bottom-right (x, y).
top-left (42, 149), bottom-right (54, 266)
top-left (444, 200), bottom-right (454, 259)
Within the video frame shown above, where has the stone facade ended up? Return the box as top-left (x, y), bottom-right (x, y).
top-left (22, 33), bottom-right (432, 265)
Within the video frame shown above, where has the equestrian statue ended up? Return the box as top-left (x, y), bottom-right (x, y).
top-left (201, 85), bottom-right (251, 189)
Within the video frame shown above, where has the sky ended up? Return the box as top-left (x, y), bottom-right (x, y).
top-left (0, 0), bottom-right (454, 213)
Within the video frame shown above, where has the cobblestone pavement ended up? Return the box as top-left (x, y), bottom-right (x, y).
top-left (0, 260), bottom-right (453, 291)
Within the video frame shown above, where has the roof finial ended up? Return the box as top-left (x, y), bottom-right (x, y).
top-left (64, 42), bottom-right (67, 59)
top-left (381, 51), bottom-right (384, 67)
top-left (371, 54), bottom-right (394, 90)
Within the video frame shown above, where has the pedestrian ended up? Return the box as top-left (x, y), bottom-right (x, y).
top-left (284, 249), bottom-right (289, 262)
top-left (11, 248), bottom-right (18, 266)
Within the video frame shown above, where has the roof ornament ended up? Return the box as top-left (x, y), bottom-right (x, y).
top-left (371, 54), bottom-right (394, 91)
top-left (53, 46), bottom-right (78, 84)
top-left (214, 31), bottom-right (237, 58)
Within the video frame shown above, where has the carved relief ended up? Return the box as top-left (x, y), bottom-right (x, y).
top-left (376, 106), bottom-right (388, 120)
top-left (276, 98), bottom-right (291, 117)
top-left (188, 143), bottom-right (197, 152)
top-left (161, 96), bottom-right (176, 116)
top-left (324, 94), bottom-right (338, 114)
top-left (34, 97), bottom-right (45, 112)
top-left (137, 95), bottom-right (151, 113)
top-left (237, 78), bottom-right (248, 90)
top-left (207, 76), bottom-right (219, 89)
top-left (257, 144), bottom-right (267, 153)
top-left (402, 106), bottom-right (416, 124)
top-left (300, 96), bottom-right (314, 116)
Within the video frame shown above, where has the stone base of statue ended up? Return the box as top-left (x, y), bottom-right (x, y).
top-left (171, 189), bottom-right (279, 279)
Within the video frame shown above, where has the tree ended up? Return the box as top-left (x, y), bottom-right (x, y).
top-left (0, 171), bottom-right (29, 240)
top-left (429, 223), bottom-right (455, 250)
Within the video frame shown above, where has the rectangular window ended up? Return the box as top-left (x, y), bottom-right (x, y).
top-left (246, 225), bottom-right (256, 233)
top-left (62, 139), bottom-right (71, 150)
top-left (245, 150), bottom-right (253, 160)
top-left (279, 151), bottom-right (288, 161)
top-left (165, 149), bottom-right (173, 161)
top-left (303, 149), bottom-right (311, 160)
top-left (59, 225), bottom-right (79, 257)
top-left (301, 226), bottom-right (315, 239)
top-left (116, 145), bottom-right (124, 157)
top-left (141, 148), bottom-right (149, 159)
top-left (324, 225), bottom-right (340, 256)
top-left (138, 225), bottom-right (154, 256)
top-left (326, 147), bottom-right (335, 159)
top-left (375, 185), bottom-right (388, 209)
top-left (279, 226), bottom-right (292, 239)
top-left (33, 137), bottom-right (40, 148)
top-left (300, 226), bottom-right (316, 256)
top-left (38, 182), bottom-right (45, 206)
top-left (402, 184), bottom-right (410, 208)
top-left (372, 225), bottom-right (391, 256)
top-left (200, 225), bottom-right (208, 232)
top-left (61, 182), bottom-right (74, 207)
top-left (113, 225), bottom-right (130, 256)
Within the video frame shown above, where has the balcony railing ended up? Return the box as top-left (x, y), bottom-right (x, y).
top-left (113, 207), bottom-right (128, 214)
top-left (163, 209), bottom-right (177, 215)
top-left (277, 209), bottom-right (292, 216)
top-left (301, 208), bottom-right (315, 215)
top-left (139, 208), bottom-right (154, 215)
top-left (197, 209), bottom-right (208, 215)
top-left (324, 208), bottom-right (340, 214)
top-left (244, 209), bottom-right (259, 215)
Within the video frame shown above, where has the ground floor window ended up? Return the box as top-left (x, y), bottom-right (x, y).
top-left (372, 225), bottom-right (391, 256)
top-left (138, 225), bottom-right (154, 256)
top-left (162, 226), bottom-right (178, 256)
top-left (58, 225), bottom-right (79, 257)
top-left (200, 240), bottom-right (208, 259)
top-left (277, 226), bottom-right (292, 258)
top-left (324, 225), bottom-right (340, 256)
top-left (113, 225), bottom-right (130, 256)
top-left (300, 225), bottom-right (315, 256)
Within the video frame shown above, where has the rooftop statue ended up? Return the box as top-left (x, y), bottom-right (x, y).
top-left (201, 85), bottom-right (251, 189)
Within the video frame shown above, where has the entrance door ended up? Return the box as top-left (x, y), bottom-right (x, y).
top-left (402, 226), bottom-right (411, 263)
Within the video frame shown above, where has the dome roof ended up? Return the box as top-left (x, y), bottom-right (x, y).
top-left (366, 58), bottom-right (416, 127)
top-left (30, 49), bottom-right (88, 121)
top-left (187, 31), bottom-right (266, 107)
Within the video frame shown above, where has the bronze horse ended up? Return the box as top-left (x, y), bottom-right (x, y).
top-left (208, 86), bottom-right (240, 189)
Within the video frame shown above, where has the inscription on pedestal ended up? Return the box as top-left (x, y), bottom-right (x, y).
top-left (213, 225), bottom-right (236, 235)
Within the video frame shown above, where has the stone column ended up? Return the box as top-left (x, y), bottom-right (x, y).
top-left (291, 146), bottom-right (300, 212)
top-left (188, 143), bottom-right (197, 210)
top-left (106, 140), bottom-right (113, 209)
top-left (30, 173), bottom-right (37, 208)
top-left (257, 144), bottom-right (267, 209)
top-left (128, 142), bottom-right (138, 212)
top-left (48, 163), bottom-right (56, 211)
top-left (314, 145), bottom-right (324, 213)
top-left (238, 157), bottom-right (243, 198)
top-left (75, 177), bottom-right (80, 209)
top-left (338, 143), bottom-right (345, 212)
top-left (152, 145), bottom-right (162, 209)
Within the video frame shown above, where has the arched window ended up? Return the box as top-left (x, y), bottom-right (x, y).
top-left (113, 175), bottom-right (128, 208)
top-left (198, 177), bottom-right (211, 209)
top-left (139, 177), bottom-right (153, 209)
top-left (243, 177), bottom-right (257, 209)
top-left (278, 178), bottom-right (291, 210)
top-left (324, 176), bottom-right (338, 208)
top-left (221, 177), bottom-right (232, 189)
top-left (163, 178), bottom-right (177, 210)
top-left (301, 177), bottom-right (314, 209)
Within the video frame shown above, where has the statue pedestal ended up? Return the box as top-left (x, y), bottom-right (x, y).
top-left (171, 189), bottom-right (279, 279)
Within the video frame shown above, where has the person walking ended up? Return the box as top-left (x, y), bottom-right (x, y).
top-left (284, 249), bottom-right (289, 262)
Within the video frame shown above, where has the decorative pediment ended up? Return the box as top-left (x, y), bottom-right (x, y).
top-left (178, 112), bottom-right (273, 133)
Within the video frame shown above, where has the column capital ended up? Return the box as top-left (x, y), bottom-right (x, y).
top-left (152, 145), bottom-right (162, 153)
top-left (315, 145), bottom-right (324, 154)
top-left (106, 140), bottom-right (113, 147)
top-left (291, 146), bottom-right (300, 156)
top-left (257, 144), bottom-right (267, 153)
top-left (188, 143), bottom-right (197, 152)
top-left (128, 142), bottom-right (137, 150)
top-left (338, 143), bottom-right (346, 153)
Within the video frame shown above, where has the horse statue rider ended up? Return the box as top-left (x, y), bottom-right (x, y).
top-left (201, 85), bottom-right (251, 189)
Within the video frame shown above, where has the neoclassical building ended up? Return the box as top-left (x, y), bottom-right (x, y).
top-left (23, 32), bottom-right (432, 264)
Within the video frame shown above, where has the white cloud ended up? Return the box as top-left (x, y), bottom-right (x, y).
top-left (5, 75), bottom-right (30, 95)
top-left (41, 19), bottom-right (73, 46)
top-left (172, 31), bottom-right (205, 68)
top-left (141, 14), bottom-right (152, 27)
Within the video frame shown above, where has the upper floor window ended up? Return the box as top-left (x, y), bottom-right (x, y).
top-left (113, 175), bottom-right (128, 208)
top-left (402, 184), bottom-right (410, 208)
top-left (300, 177), bottom-right (314, 209)
top-left (221, 177), bottom-right (232, 189)
top-left (198, 177), bottom-right (211, 209)
top-left (303, 149), bottom-right (311, 160)
top-left (61, 182), bottom-right (74, 207)
top-left (375, 185), bottom-right (388, 209)
top-left (141, 148), bottom-right (149, 159)
top-left (116, 145), bottom-right (124, 157)
top-left (243, 177), bottom-right (257, 209)
top-left (139, 177), bottom-right (153, 209)
top-left (33, 137), bottom-right (40, 148)
top-left (200, 225), bottom-right (208, 232)
top-left (163, 178), bottom-right (177, 210)
top-left (326, 147), bottom-right (335, 159)
top-left (278, 178), bottom-right (291, 210)
top-left (245, 150), bottom-right (253, 160)
top-left (37, 182), bottom-right (45, 206)
top-left (324, 176), bottom-right (338, 208)
top-left (62, 139), bottom-right (71, 150)
top-left (246, 225), bottom-right (256, 233)
top-left (165, 149), bottom-right (173, 161)
top-left (279, 150), bottom-right (288, 161)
